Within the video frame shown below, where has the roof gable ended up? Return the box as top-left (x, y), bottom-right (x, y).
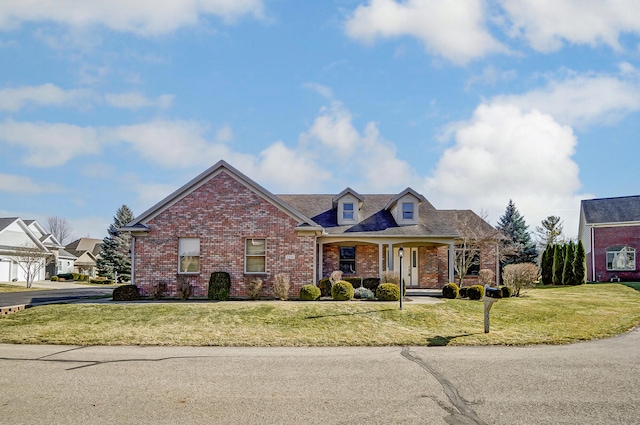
top-left (581, 195), bottom-right (640, 224)
top-left (125, 160), bottom-right (318, 230)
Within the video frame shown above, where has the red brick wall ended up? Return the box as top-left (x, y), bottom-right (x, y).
top-left (133, 171), bottom-right (316, 298)
top-left (592, 226), bottom-right (640, 282)
top-left (419, 246), bottom-right (439, 288)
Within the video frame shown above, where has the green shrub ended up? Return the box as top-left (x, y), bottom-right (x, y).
top-left (80, 274), bottom-right (90, 281)
top-left (90, 278), bottom-right (114, 284)
top-left (72, 273), bottom-right (81, 281)
top-left (57, 273), bottom-right (73, 280)
top-left (442, 283), bottom-right (459, 299)
top-left (500, 285), bottom-right (512, 298)
top-left (354, 286), bottom-right (375, 299)
top-left (362, 277), bottom-right (381, 292)
top-left (112, 285), bottom-right (140, 301)
top-left (209, 272), bottom-right (231, 300)
top-left (331, 280), bottom-right (354, 301)
top-left (376, 283), bottom-right (400, 301)
top-left (119, 274), bottom-right (131, 283)
top-left (458, 286), bottom-right (468, 298)
top-left (50, 275), bottom-right (59, 281)
top-left (299, 284), bottom-right (321, 301)
top-left (318, 278), bottom-right (332, 297)
top-left (467, 284), bottom-right (484, 300)
top-left (344, 277), bottom-right (362, 288)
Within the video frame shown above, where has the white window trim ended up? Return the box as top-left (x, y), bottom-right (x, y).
top-left (245, 238), bottom-right (267, 274)
top-left (178, 237), bottom-right (200, 274)
top-left (606, 246), bottom-right (636, 271)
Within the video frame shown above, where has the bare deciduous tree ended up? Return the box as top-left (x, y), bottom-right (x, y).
top-left (46, 216), bottom-right (74, 245)
top-left (453, 210), bottom-right (502, 286)
top-left (14, 244), bottom-right (53, 288)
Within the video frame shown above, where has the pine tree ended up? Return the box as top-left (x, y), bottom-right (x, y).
top-left (496, 200), bottom-right (538, 267)
top-left (552, 244), bottom-right (564, 285)
top-left (97, 205), bottom-right (135, 282)
top-left (574, 240), bottom-right (587, 285)
top-left (541, 244), bottom-right (554, 285)
top-left (534, 215), bottom-right (564, 249)
top-left (562, 241), bottom-right (576, 285)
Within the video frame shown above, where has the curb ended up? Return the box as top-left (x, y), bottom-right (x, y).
top-left (0, 304), bottom-right (31, 315)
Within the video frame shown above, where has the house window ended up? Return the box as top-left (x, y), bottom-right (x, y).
top-left (339, 246), bottom-right (356, 274)
top-left (178, 238), bottom-right (200, 273)
top-left (402, 202), bottom-right (414, 220)
top-left (343, 203), bottom-right (354, 220)
top-left (454, 246), bottom-right (480, 276)
top-left (245, 239), bottom-right (266, 273)
top-left (606, 246), bottom-right (635, 271)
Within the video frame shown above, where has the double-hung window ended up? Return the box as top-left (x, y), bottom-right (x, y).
top-left (245, 238), bottom-right (266, 273)
top-left (402, 202), bottom-right (414, 220)
top-left (343, 203), bottom-right (354, 220)
top-left (339, 246), bottom-right (356, 274)
top-left (178, 238), bottom-right (200, 273)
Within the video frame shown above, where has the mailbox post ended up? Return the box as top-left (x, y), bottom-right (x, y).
top-left (399, 246), bottom-right (404, 310)
top-left (483, 284), bottom-right (502, 333)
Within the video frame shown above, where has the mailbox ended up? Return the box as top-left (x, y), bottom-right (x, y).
top-left (485, 287), bottom-right (503, 299)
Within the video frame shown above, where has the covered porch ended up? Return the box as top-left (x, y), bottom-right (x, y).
top-left (316, 237), bottom-right (455, 289)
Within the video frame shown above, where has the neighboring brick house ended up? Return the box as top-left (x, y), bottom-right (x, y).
top-left (579, 195), bottom-right (640, 282)
top-left (122, 160), bottom-right (498, 298)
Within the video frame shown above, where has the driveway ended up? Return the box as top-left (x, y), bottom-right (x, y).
top-left (0, 328), bottom-right (637, 424)
top-left (0, 282), bottom-right (114, 308)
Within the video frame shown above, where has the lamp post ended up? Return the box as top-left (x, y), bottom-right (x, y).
top-left (398, 246), bottom-right (404, 310)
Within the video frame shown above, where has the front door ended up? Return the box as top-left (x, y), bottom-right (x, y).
top-left (394, 248), bottom-right (419, 288)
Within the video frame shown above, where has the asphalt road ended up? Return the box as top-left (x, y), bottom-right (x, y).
top-left (1, 327), bottom-right (638, 425)
top-left (0, 287), bottom-right (114, 308)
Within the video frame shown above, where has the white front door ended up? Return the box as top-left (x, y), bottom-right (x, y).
top-left (394, 248), bottom-right (419, 288)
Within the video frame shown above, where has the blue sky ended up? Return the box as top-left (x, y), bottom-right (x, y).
top-left (1, 0), bottom-right (640, 240)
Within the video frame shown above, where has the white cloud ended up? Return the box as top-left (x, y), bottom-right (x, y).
top-left (344, 0), bottom-right (506, 64)
top-left (0, 173), bottom-right (61, 193)
top-left (0, 120), bottom-right (101, 167)
top-left (492, 70), bottom-right (640, 128)
top-left (0, 0), bottom-right (264, 35)
top-left (104, 92), bottom-right (173, 110)
top-left (0, 83), bottom-right (94, 111)
top-left (302, 82), bottom-right (333, 99)
top-left (215, 124), bottom-right (234, 143)
top-left (425, 103), bottom-right (588, 237)
top-left (499, 0), bottom-right (640, 52)
top-left (466, 65), bottom-right (517, 90)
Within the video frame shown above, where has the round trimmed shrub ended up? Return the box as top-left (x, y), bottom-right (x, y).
top-left (318, 278), bottom-right (332, 297)
top-left (467, 284), bottom-right (484, 300)
top-left (458, 286), bottom-right (468, 298)
top-left (50, 275), bottom-right (59, 281)
top-left (354, 286), bottom-right (375, 300)
top-left (112, 284), bottom-right (140, 301)
top-left (500, 285), bottom-right (512, 298)
top-left (376, 283), bottom-right (400, 301)
top-left (331, 280), bottom-right (354, 301)
top-left (299, 284), bottom-right (321, 301)
top-left (442, 283), bottom-right (459, 299)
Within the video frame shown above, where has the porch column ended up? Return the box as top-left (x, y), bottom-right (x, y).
top-left (388, 243), bottom-right (393, 270)
top-left (317, 241), bottom-right (323, 283)
top-left (378, 243), bottom-right (383, 280)
top-left (448, 242), bottom-right (455, 284)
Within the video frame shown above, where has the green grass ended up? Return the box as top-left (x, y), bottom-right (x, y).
top-left (0, 284), bottom-right (638, 346)
top-left (0, 284), bottom-right (52, 293)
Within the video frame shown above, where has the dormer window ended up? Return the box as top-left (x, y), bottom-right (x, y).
top-left (402, 202), bottom-right (414, 220)
top-left (343, 203), bottom-right (354, 220)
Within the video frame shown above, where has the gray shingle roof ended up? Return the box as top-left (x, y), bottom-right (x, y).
top-left (582, 195), bottom-right (640, 224)
top-left (0, 218), bottom-right (19, 232)
top-left (277, 194), bottom-right (493, 238)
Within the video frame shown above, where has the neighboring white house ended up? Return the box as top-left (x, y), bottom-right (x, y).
top-left (65, 238), bottom-right (102, 277)
top-left (0, 217), bottom-right (62, 282)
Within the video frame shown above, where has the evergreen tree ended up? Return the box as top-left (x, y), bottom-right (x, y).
top-left (496, 200), bottom-right (538, 267)
top-left (552, 244), bottom-right (564, 285)
top-left (574, 240), bottom-right (587, 285)
top-left (97, 205), bottom-right (134, 281)
top-left (540, 244), bottom-right (554, 285)
top-left (562, 241), bottom-right (576, 285)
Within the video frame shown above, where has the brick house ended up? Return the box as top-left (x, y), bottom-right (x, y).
top-left (122, 160), bottom-right (498, 298)
top-left (579, 195), bottom-right (640, 282)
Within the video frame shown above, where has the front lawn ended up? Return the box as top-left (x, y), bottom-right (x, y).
top-left (0, 284), bottom-right (638, 346)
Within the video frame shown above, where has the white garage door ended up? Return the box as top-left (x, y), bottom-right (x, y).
top-left (0, 260), bottom-right (11, 282)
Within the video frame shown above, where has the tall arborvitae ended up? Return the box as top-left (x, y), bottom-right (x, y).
top-left (552, 244), bottom-right (565, 285)
top-left (541, 244), bottom-right (554, 285)
top-left (574, 240), bottom-right (587, 285)
top-left (562, 241), bottom-right (576, 285)
top-left (97, 205), bottom-right (135, 281)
